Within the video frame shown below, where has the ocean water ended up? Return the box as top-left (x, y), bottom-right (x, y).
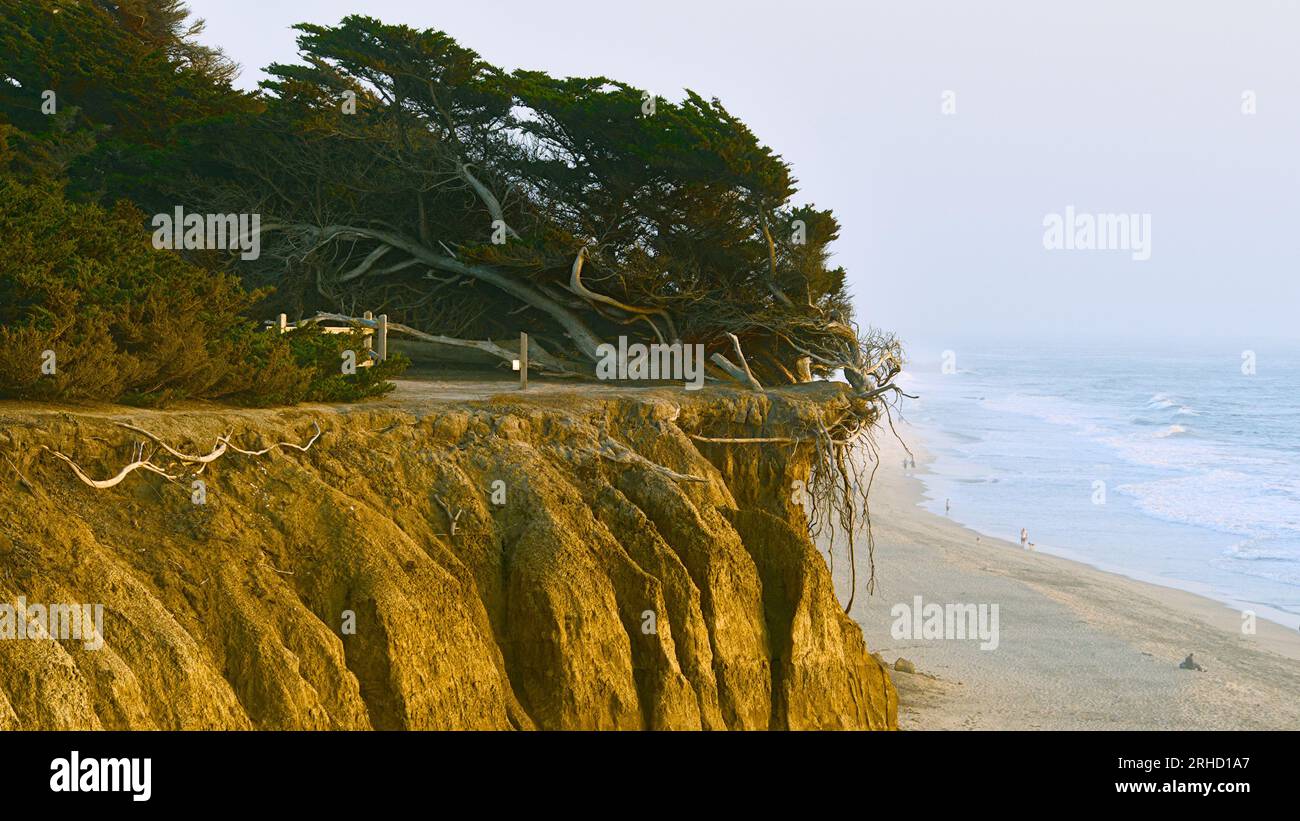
top-left (898, 341), bottom-right (1300, 630)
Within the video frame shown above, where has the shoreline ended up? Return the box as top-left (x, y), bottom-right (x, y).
top-left (907, 421), bottom-right (1300, 634)
top-left (908, 417), bottom-right (1300, 635)
top-left (836, 423), bottom-right (1300, 730)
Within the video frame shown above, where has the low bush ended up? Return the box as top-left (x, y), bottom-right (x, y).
top-left (0, 179), bottom-right (406, 405)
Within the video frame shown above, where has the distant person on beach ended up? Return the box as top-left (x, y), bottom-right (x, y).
top-left (1020, 528), bottom-right (1029, 550)
top-left (945, 499), bottom-right (951, 516)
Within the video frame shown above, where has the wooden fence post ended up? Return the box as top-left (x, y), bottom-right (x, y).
top-left (360, 311), bottom-right (373, 362)
top-left (519, 331), bottom-right (528, 391)
top-left (377, 314), bottom-right (388, 362)
top-left (278, 313), bottom-right (287, 333)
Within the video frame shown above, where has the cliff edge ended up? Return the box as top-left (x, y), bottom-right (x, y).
top-left (0, 382), bottom-right (897, 730)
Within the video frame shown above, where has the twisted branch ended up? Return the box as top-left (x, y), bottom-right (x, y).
top-left (115, 423), bottom-right (228, 464)
top-left (568, 247), bottom-right (678, 342)
top-left (219, 422), bottom-right (323, 456)
top-left (42, 442), bottom-right (177, 489)
top-left (710, 333), bottom-right (763, 391)
top-left (459, 163), bottom-right (520, 239)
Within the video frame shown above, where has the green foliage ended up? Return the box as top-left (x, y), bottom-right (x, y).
top-left (0, 3), bottom-right (406, 406)
top-left (174, 15), bottom-right (866, 383)
top-left (0, 0), bottom-right (254, 203)
top-left (1, 5), bottom-right (875, 395)
top-left (0, 177), bottom-right (255, 403)
top-left (241, 325), bottom-right (409, 407)
top-left (0, 179), bottom-right (405, 405)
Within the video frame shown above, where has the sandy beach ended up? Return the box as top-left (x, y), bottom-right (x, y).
top-left (838, 425), bottom-right (1300, 730)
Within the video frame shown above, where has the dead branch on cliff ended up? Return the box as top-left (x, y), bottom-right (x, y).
top-left (118, 421), bottom-right (323, 460)
top-left (2, 451), bottom-right (34, 493)
top-left (41, 442), bottom-right (178, 489)
top-left (433, 494), bottom-right (464, 538)
top-left (41, 423), bottom-right (323, 490)
top-left (116, 423), bottom-right (229, 465)
top-left (598, 437), bottom-right (707, 483)
top-left (218, 422), bottom-right (323, 456)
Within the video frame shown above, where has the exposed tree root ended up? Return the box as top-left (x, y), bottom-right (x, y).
top-left (42, 442), bottom-right (178, 489)
top-left (598, 437), bottom-right (707, 483)
top-left (41, 423), bottom-right (324, 490)
top-left (219, 422), bottom-right (323, 456)
top-left (688, 434), bottom-right (798, 444)
top-left (116, 423), bottom-right (228, 465)
top-left (688, 388), bottom-right (905, 613)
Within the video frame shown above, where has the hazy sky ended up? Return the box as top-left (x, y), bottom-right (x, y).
top-left (187, 0), bottom-right (1300, 348)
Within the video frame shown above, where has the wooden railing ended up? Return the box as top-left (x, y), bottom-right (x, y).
top-left (268, 311), bottom-right (388, 367)
top-left (268, 312), bottom-right (534, 388)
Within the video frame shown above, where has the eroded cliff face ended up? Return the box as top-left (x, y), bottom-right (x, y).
top-left (0, 383), bottom-right (896, 730)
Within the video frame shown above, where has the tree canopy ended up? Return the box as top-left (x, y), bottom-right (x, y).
top-left (1, 4), bottom-right (902, 399)
top-left (0, 0), bottom-right (249, 194)
top-left (175, 14), bottom-right (899, 391)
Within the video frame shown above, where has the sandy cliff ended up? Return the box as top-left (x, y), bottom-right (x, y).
top-left (0, 382), bottom-right (896, 730)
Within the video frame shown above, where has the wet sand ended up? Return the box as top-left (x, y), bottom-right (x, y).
top-left (836, 426), bottom-right (1300, 730)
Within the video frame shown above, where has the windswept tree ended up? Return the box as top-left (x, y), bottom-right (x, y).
top-left (182, 15), bottom-right (902, 398)
top-left (0, 0), bottom-right (250, 196)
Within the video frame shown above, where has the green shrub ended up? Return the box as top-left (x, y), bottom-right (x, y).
top-left (236, 324), bottom-right (409, 407)
top-left (0, 179), bottom-right (406, 405)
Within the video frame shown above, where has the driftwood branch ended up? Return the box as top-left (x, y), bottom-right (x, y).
top-left (219, 422), bottom-right (323, 456)
top-left (42, 442), bottom-right (177, 489)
